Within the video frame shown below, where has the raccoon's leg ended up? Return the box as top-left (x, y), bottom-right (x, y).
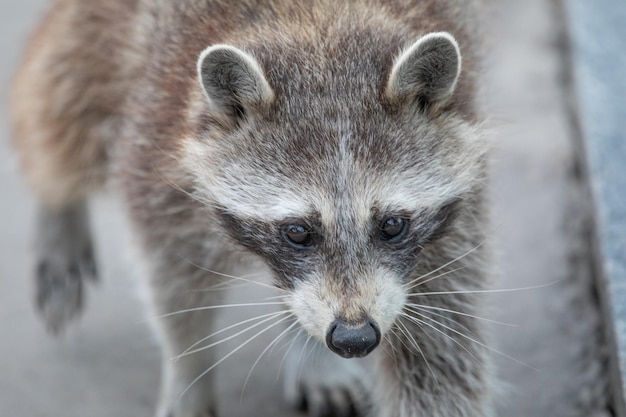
top-left (153, 307), bottom-right (218, 417)
top-left (144, 246), bottom-right (232, 417)
top-left (283, 331), bottom-right (372, 417)
top-left (11, 0), bottom-right (122, 334)
top-left (373, 316), bottom-right (494, 417)
top-left (35, 200), bottom-right (98, 334)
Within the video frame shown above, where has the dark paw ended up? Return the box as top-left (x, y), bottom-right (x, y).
top-left (295, 382), bottom-right (369, 417)
top-left (35, 246), bottom-right (97, 334)
top-left (35, 202), bottom-right (97, 335)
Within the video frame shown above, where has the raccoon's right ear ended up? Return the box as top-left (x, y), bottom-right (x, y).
top-left (197, 45), bottom-right (274, 120)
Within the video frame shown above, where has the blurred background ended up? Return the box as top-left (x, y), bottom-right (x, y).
top-left (0, 0), bottom-right (618, 416)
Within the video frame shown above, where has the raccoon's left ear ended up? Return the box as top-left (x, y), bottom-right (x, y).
top-left (197, 45), bottom-right (274, 121)
top-left (386, 32), bottom-right (461, 111)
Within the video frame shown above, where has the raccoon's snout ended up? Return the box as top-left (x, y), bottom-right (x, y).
top-left (325, 319), bottom-right (381, 358)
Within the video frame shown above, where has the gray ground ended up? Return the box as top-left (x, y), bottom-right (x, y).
top-left (0, 1), bottom-right (611, 416)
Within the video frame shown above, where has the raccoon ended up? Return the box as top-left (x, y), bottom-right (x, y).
top-left (11, 1), bottom-right (493, 416)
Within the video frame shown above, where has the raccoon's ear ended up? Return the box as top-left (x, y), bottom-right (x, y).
top-left (197, 45), bottom-right (274, 120)
top-left (386, 32), bottom-right (461, 111)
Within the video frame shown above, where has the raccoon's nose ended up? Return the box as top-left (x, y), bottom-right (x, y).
top-left (326, 319), bottom-right (381, 358)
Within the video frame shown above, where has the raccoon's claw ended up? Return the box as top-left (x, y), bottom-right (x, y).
top-left (164, 409), bottom-right (216, 417)
top-left (283, 337), bottom-right (372, 417)
top-left (295, 381), bottom-right (368, 417)
top-left (34, 201), bottom-right (97, 335)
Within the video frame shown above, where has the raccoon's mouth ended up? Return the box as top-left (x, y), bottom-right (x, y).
top-left (325, 318), bottom-right (381, 358)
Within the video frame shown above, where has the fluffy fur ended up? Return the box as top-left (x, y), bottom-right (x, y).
top-left (11, 1), bottom-right (492, 416)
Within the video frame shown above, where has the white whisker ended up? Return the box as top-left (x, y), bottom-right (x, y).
top-left (177, 310), bottom-right (290, 359)
top-left (241, 320), bottom-right (299, 399)
top-left (276, 327), bottom-right (304, 382)
top-left (180, 315), bottom-right (292, 401)
top-left (400, 312), bottom-right (481, 364)
top-left (150, 162), bottom-right (217, 210)
top-left (405, 310), bottom-right (534, 370)
top-left (405, 306), bottom-right (473, 335)
top-left (296, 334), bottom-right (314, 384)
top-left (403, 240), bottom-right (486, 289)
top-left (187, 282), bottom-right (250, 293)
top-left (395, 319), bottom-right (440, 389)
top-left (409, 281), bottom-right (561, 297)
top-left (384, 329), bottom-right (401, 365)
top-left (405, 266), bottom-right (467, 289)
top-left (406, 303), bottom-right (517, 327)
top-left (177, 256), bottom-right (281, 292)
top-left (156, 301), bottom-right (287, 320)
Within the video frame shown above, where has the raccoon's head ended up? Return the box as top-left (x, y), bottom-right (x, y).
top-left (184, 32), bottom-right (487, 358)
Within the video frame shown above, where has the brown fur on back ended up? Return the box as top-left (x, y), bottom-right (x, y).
top-left (10, 0), bottom-right (139, 208)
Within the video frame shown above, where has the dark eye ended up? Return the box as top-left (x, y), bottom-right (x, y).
top-left (281, 224), bottom-right (314, 249)
top-left (380, 217), bottom-right (409, 242)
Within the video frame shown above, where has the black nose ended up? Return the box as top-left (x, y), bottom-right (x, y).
top-left (326, 319), bottom-right (381, 358)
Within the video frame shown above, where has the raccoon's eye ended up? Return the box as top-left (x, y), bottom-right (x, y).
top-left (380, 217), bottom-right (409, 242)
top-left (281, 224), bottom-right (314, 249)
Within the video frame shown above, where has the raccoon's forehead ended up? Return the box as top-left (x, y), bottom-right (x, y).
top-left (185, 30), bottom-right (486, 222)
top-left (184, 116), bottom-right (484, 223)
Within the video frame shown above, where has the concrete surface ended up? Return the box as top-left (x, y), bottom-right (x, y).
top-left (0, 1), bottom-right (611, 416)
top-left (566, 1), bottom-right (626, 415)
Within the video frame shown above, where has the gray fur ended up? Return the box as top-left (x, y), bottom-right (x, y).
top-left (11, 1), bottom-right (492, 416)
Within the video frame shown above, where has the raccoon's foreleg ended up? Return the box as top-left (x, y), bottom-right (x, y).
top-left (145, 248), bottom-right (229, 417)
top-left (283, 331), bottom-right (373, 417)
top-left (35, 199), bottom-right (98, 334)
top-left (153, 310), bottom-right (218, 417)
top-left (374, 317), bottom-right (493, 417)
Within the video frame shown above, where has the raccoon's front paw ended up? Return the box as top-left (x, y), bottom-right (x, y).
top-left (35, 202), bottom-right (98, 335)
top-left (293, 378), bottom-right (370, 417)
top-left (283, 338), bottom-right (372, 417)
top-left (35, 244), bottom-right (97, 334)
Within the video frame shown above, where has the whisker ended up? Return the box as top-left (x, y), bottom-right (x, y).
top-left (405, 303), bottom-right (517, 327)
top-left (263, 295), bottom-right (290, 301)
top-left (176, 310), bottom-right (290, 359)
top-left (404, 266), bottom-right (467, 290)
top-left (395, 319), bottom-right (440, 390)
top-left (383, 329), bottom-right (401, 365)
top-left (188, 272), bottom-right (270, 293)
top-left (241, 320), bottom-right (299, 400)
top-left (156, 301), bottom-right (287, 320)
top-left (405, 310), bottom-right (535, 370)
top-left (187, 282), bottom-right (251, 293)
top-left (180, 314), bottom-right (293, 401)
top-left (150, 163), bottom-right (215, 209)
top-left (177, 256), bottom-right (282, 292)
top-left (409, 281), bottom-right (561, 297)
top-left (400, 312), bottom-right (481, 365)
top-left (404, 306), bottom-right (473, 335)
top-left (402, 240), bottom-right (487, 288)
top-left (296, 334), bottom-right (314, 384)
top-left (276, 327), bottom-right (304, 383)
top-left (393, 319), bottom-right (421, 355)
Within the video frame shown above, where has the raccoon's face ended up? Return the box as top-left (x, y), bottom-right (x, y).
top-left (184, 33), bottom-right (486, 358)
